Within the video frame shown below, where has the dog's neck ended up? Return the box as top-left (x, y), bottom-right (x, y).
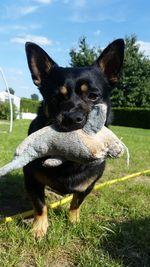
top-left (83, 104), bottom-right (107, 135)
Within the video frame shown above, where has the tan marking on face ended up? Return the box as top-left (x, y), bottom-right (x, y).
top-left (60, 86), bottom-right (68, 95)
top-left (80, 84), bottom-right (88, 92)
top-left (32, 205), bottom-right (48, 239)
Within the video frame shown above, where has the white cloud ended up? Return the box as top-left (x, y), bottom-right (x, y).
top-left (19, 5), bottom-right (39, 15)
top-left (7, 68), bottom-right (24, 76)
top-left (69, 12), bottom-right (125, 23)
top-left (13, 24), bottom-right (41, 30)
top-left (63, 0), bottom-right (70, 3)
top-left (11, 35), bottom-right (53, 46)
top-left (0, 24), bottom-right (41, 33)
top-left (73, 0), bottom-right (86, 8)
top-left (69, 13), bottom-right (88, 23)
top-left (137, 41), bottom-right (150, 58)
top-left (35, 0), bottom-right (52, 3)
top-left (63, 0), bottom-right (86, 8)
top-left (0, 4), bottom-right (40, 19)
top-left (93, 30), bottom-right (101, 36)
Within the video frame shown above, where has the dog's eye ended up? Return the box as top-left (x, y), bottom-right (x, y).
top-left (87, 93), bottom-right (99, 101)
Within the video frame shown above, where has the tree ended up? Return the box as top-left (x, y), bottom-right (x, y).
top-left (69, 36), bottom-right (101, 67)
top-left (31, 93), bottom-right (39, 101)
top-left (111, 35), bottom-right (150, 107)
top-left (6, 88), bottom-right (15, 95)
top-left (69, 35), bottom-right (150, 108)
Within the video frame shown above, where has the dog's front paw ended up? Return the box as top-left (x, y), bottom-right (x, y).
top-left (32, 206), bottom-right (49, 239)
top-left (68, 208), bottom-right (80, 223)
top-left (32, 216), bottom-right (49, 239)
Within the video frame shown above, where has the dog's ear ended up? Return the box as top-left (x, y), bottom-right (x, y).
top-left (96, 39), bottom-right (124, 85)
top-left (25, 42), bottom-right (57, 87)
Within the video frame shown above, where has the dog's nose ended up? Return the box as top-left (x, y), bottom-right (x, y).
top-left (73, 113), bottom-right (85, 124)
top-left (63, 112), bottom-right (86, 127)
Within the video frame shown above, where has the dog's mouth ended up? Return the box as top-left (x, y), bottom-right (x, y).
top-left (54, 113), bottom-right (87, 132)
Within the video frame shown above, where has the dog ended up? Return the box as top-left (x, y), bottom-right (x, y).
top-left (24, 39), bottom-right (124, 238)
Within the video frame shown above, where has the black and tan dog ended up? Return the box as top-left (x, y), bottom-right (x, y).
top-left (24, 39), bottom-right (124, 238)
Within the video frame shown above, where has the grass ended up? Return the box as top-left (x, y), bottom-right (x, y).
top-left (0, 120), bottom-right (150, 267)
top-left (0, 120), bottom-right (10, 133)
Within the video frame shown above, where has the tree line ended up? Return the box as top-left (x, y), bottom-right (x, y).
top-left (7, 89), bottom-right (39, 101)
top-left (69, 35), bottom-right (150, 108)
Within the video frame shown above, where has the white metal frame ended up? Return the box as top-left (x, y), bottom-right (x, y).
top-left (0, 67), bottom-right (13, 132)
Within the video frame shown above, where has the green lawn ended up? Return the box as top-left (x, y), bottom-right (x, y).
top-left (0, 120), bottom-right (150, 267)
top-left (0, 120), bottom-right (10, 133)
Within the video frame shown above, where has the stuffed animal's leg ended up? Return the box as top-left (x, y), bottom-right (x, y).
top-left (24, 167), bottom-right (48, 239)
top-left (0, 158), bottom-right (25, 177)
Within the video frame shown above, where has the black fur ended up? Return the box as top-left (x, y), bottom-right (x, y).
top-left (24, 39), bottom-right (124, 220)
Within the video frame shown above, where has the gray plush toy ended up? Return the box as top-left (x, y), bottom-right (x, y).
top-left (0, 104), bottom-right (126, 177)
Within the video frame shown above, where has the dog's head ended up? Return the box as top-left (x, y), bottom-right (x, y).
top-left (25, 39), bottom-right (124, 131)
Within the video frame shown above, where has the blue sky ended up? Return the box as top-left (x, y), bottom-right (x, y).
top-left (0, 0), bottom-right (150, 98)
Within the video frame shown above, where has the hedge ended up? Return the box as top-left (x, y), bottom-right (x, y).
top-left (112, 108), bottom-right (150, 129)
top-left (0, 102), bottom-right (17, 120)
top-left (20, 98), bottom-right (40, 113)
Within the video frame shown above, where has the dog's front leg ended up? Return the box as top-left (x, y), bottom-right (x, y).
top-left (24, 167), bottom-right (48, 239)
top-left (69, 183), bottom-right (95, 223)
top-left (32, 204), bottom-right (48, 239)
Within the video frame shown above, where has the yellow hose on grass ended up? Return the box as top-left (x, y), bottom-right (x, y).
top-left (2, 169), bottom-right (150, 223)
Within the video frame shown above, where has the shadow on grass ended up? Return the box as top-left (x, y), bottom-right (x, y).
top-left (0, 173), bottom-right (65, 220)
top-left (0, 172), bottom-right (32, 218)
top-left (102, 217), bottom-right (150, 267)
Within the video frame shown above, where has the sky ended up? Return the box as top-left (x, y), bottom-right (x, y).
top-left (0, 0), bottom-right (150, 99)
